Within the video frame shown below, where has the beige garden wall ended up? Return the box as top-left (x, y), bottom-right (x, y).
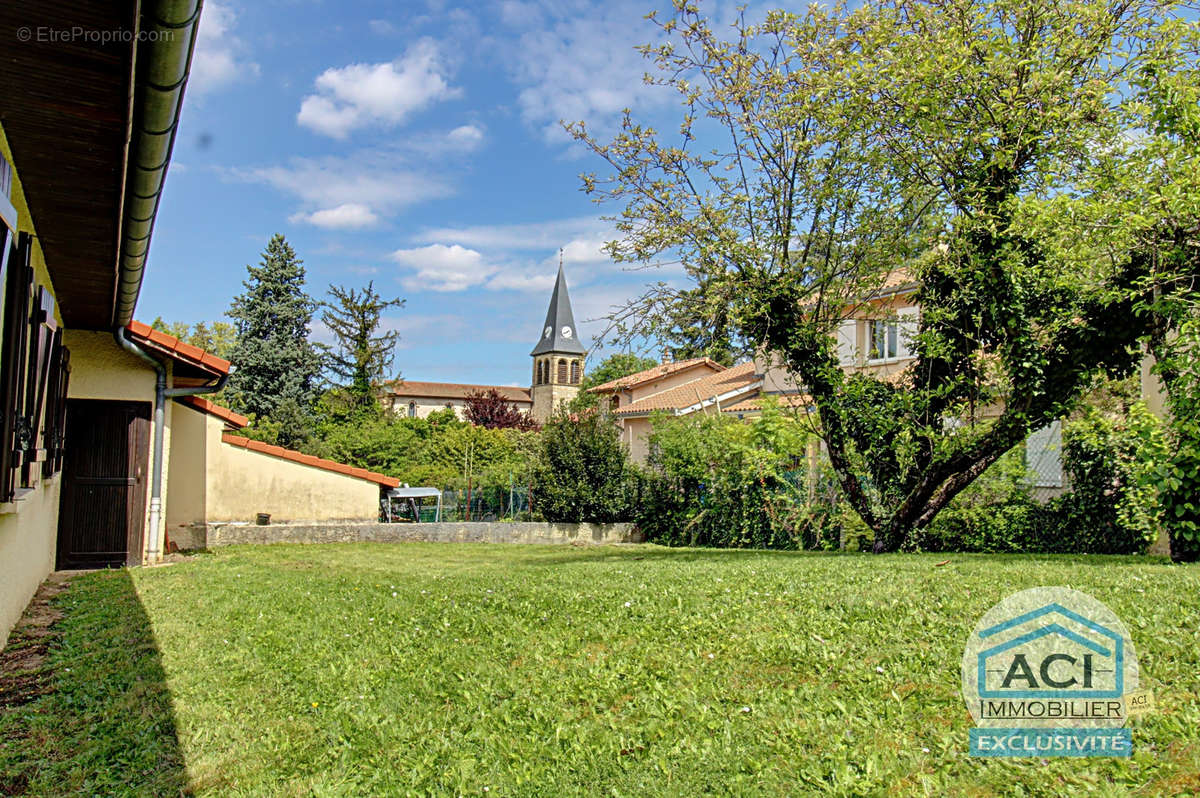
top-left (165, 403), bottom-right (211, 532)
top-left (206, 439), bottom-right (382, 523)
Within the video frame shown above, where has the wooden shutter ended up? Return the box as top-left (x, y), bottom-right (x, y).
top-left (22, 286), bottom-right (58, 488)
top-left (896, 306), bottom-right (919, 360)
top-left (42, 331), bottom-right (70, 478)
top-left (0, 232), bottom-right (32, 501)
top-left (836, 319), bottom-right (858, 366)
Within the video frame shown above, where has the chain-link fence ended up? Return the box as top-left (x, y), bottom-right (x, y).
top-left (382, 484), bottom-right (535, 523)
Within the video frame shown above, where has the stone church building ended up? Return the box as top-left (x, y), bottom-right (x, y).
top-left (381, 264), bottom-right (586, 424)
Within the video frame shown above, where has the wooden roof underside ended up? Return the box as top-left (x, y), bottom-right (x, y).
top-left (0, 1), bottom-right (138, 329)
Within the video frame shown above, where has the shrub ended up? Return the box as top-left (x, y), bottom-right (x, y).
top-left (534, 408), bottom-right (632, 523)
top-left (916, 407), bottom-right (1163, 555)
top-left (635, 399), bottom-right (822, 549)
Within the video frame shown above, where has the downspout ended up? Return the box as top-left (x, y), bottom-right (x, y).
top-left (114, 327), bottom-right (229, 563)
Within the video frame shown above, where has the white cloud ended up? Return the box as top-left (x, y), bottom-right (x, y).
top-left (446, 124), bottom-right (485, 150)
top-left (231, 150), bottom-right (454, 228)
top-left (413, 216), bottom-right (610, 250)
top-left (298, 38), bottom-right (461, 138)
top-left (288, 203), bottom-right (380, 230)
top-left (501, 1), bottom-right (671, 143)
top-left (189, 1), bottom-right (259, 96)
top-left (391, 244), bottom-right (498, 292)
top-left (368, 19), bottom-right (398, 36)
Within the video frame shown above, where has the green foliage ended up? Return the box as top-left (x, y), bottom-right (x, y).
top-left (534, 408), bottom-right (631, 522)
top-left (302, 400), bottom-right (536, 495)
top-left (226, 235), bottom-right (323, 446)
top-left (917, 408), bottom-right (1164, 554)
top-left (320, 281), bottom-right (403, 407)
top-left (1147, 309), bottom-right (1200, 561)
top-left (570, 353), bottom-right (658, 412)
top-left (571, 0), bottom-right (1200, 551)
top-left (636, 399), bottom-right (835, 549)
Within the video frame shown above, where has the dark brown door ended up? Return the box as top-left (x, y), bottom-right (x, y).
top-left (57, 400), bottom-right (150, 569)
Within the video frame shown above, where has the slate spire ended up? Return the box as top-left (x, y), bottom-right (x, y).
top-left (531, 259), bottom-right (587, 356)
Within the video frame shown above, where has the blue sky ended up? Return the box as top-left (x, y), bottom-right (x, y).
top-left (142, 0), bottom-right (731, 386)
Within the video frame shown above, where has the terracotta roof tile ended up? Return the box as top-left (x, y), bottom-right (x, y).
top-left (175, 395), bottom-right (249, 429)
top-left (384, 380), bottom-right (532, 403)
top-left (721, 393), bottom-right (812, 413)
top-left (615, 361), bottom-right (760, 416)
top-left (589, 357), bottom-right (724, 393)
top-left (126, 320), bottom-right (232, 375)
top-left (221, 433), bottom-right (400, 487)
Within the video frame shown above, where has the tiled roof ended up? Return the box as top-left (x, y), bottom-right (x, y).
top-left (873, 267), bottom-right (918, 296)
top-left (385, 381), bottom-right (532, 403)
top-left (221, 433), bottom-right (400, 487)
top-left (615, 361), bottom-right (760, 416)
top-left (721, 393), bottom-right (813, 413)
top-left (175, 395), bottom-right (248, 429)
top-left (589, 357), bottom-right (725, 393)
top-left (126, 320), bottom-right (231, 375)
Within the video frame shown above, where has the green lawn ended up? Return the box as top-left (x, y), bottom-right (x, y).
top-left (2, 544), bottom-right (1199, 796)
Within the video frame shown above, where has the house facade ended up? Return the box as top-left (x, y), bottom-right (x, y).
top-left (596, 270), bottom-right (1063, 489)
top-left (0, 1), bottom-right (398, 648)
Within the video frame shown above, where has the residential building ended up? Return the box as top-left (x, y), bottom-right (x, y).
top-left (0, 1), bottom-right (398, 649)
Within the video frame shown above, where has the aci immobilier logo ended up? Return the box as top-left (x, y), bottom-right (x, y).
top-left (961, 587), bottom-right (1147, 758)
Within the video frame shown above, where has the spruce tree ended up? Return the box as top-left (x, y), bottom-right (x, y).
top-left (320, 281), bottom-right (404, 408)
top-left (227, 234), bottom-right (323, 443)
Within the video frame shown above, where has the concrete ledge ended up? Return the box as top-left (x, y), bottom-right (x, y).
top-left (177, 521), bottom-right (643, 548)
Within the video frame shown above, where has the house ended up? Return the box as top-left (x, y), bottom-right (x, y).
top-left (596, 269), bottom-right (1063, 488)
top-left (591, 356), bottom-right (761, 462)
top-left (382, 381), bottom-right (533, 421)
top-left (0, 1), bottom-right (398, 649)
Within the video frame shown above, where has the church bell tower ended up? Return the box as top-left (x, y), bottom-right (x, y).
top-left (530, 262), bottom-right (586, 424)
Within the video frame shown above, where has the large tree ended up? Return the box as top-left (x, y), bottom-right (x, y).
top-left (570, 0), bottom-right (1200, 551)
top-left (320, 281), bottom-right (404, 409)
top-left (227, 234), bottom-right (323, 444)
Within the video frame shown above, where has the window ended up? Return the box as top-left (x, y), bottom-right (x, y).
top-left (408, 401), bottom-right (416, 418)
top-left (570, 360), bottom-right (581, 384)
top-left (557, 359), bottom-right (568, 383)
top-left (610, 395), bottom-right (619, 412)
top-left (869, 320), bottom-right (899, 361)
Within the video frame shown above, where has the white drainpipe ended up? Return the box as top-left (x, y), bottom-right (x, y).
top-left (113, 327), bottom-right (229, 563)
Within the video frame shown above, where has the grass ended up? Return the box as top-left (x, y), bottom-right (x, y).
top-left (1, 544), bottom-right (1199, 796)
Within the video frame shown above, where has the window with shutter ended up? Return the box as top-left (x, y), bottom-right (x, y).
top-left (0, 232), bottom-right (33, 502)
top-left (21, 286), bottom-right (59, 488)
top-left (41, 331), bottom-right (70, 479)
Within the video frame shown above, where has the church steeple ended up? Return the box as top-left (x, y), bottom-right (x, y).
top-left (529, 258), bottom-right (586, 423)
top-left (531, 261), bottom-right (586, 356)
